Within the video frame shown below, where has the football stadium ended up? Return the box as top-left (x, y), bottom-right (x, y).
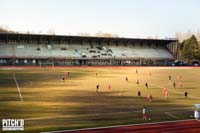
top-left (1, 0), bottom-right (200, 133)
top-left (0, 33), bottom-right (200, 133)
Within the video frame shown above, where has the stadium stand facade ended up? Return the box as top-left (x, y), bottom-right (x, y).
top-left (0, 33), bottom-right (178, 66)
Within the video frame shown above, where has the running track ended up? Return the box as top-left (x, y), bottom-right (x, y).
top-left (48, 120), bottom-right (200, 133)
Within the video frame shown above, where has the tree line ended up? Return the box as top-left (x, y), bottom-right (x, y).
top-left (179, 35), bottom-right (200, 61)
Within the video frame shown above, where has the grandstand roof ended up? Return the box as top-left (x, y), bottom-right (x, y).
top-left (0, 33), bottom-right (177, 45)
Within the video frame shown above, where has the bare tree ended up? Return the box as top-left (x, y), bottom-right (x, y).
top-left (95, 31), bottom-right (119, 38)
top-left (175, 30), bottom-right (200, 42)
top-left (77, 32), bottom-right (91, 37)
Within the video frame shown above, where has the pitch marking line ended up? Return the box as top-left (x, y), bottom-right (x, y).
top-left (164, 112), bottom-right (179, 119)
top-left (26, 107), bottom-right (191, 121)
top-left (13, 73), bottom-right (23, 101)
top-left (42, 119), bottom-right (196, 133)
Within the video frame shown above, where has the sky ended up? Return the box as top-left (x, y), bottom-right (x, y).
top-left (0, 0), bottom-right (200, 38)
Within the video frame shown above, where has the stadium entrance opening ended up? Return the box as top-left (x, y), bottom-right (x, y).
top-left (79, 60), bottom-right (87, 65)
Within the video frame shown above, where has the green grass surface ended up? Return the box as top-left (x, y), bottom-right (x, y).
top-left (0, 67), bottom-right (200, 133)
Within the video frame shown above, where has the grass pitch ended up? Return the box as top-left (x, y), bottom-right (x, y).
top-left (0, 67), bottom-right (200, 133)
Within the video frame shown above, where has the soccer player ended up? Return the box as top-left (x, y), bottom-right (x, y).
top-left (179, 81), bottom-right (183, 88)
top-left (163, 87), bottom-right (169, 98)
top-left (169, 75), bottom-right (171, 80)
top-left (163, 87), bottom-right (167, 92)
top-left (96, 84), bottom-right (100, 92)
top-left (173, 82), bottom-right (176, 88)
top-left (143, 107), bottom-right (147, 120)
top-left (126, 77), bottom-right (128, 82)
top-left (148, 94), bottom-right (153, 102)
top-left (137, 91), bottom-right (141, 96)
top-left (145, 82), bottom-right (148, 88)
top-left (62, 72), bottom-right (67, 80)
top-left (108, 84), bottom-right (111, 90)
top-left (164, 89), bottom-right (169, 98)
top-left (136, 80), bottom-right (139, 85)
top-left (184, 91), bottom-right (188, 98)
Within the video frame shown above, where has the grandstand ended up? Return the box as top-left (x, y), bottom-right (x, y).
top-left (0, 33), bottom-right (178, 66)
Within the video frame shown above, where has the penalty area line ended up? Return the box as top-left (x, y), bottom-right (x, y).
top-left (13, 73), bottom-right (23, 101)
